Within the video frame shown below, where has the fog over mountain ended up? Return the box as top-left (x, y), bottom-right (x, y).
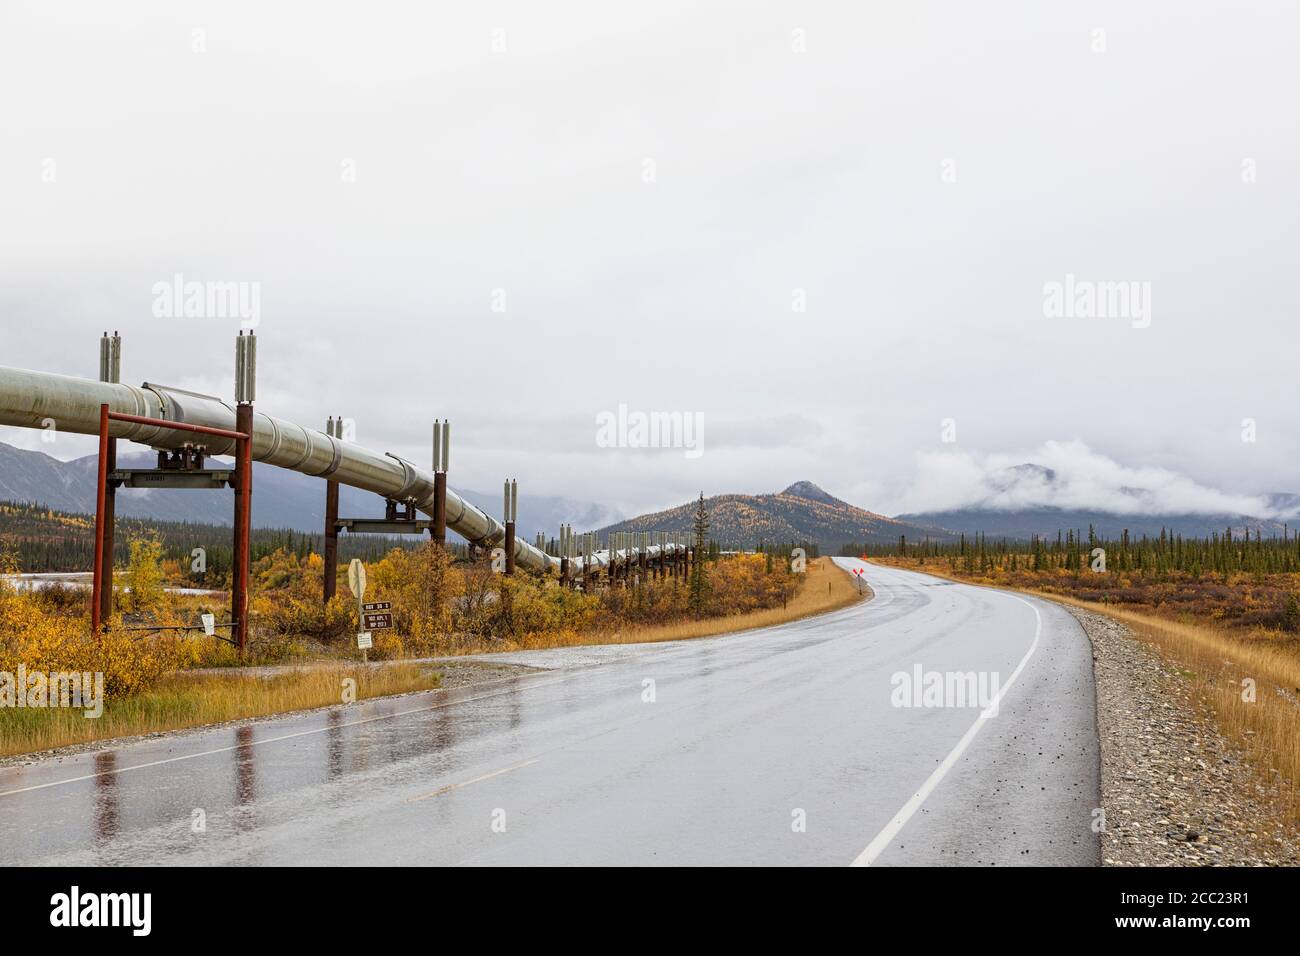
top-left (884, 441), bottom-right (1299, 521)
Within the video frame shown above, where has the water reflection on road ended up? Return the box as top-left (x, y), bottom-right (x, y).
top-left (0, 565), bottom-right (1101, 865)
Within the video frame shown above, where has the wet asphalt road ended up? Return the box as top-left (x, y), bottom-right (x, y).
top-left (0, 560), bottom-right (1100, 866)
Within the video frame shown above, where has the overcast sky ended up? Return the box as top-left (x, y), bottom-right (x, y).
top-left (2, 1), bottom-right (1297, 520)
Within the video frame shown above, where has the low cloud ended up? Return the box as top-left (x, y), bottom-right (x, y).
top-left (893, 441), bottom-right (1296, 519)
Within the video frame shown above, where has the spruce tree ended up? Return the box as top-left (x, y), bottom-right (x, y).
top-left (689, 492), bottom-right (711, 618)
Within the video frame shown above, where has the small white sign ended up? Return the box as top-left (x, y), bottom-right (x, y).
top-left (201, 613), bottom-right (216, 636)
top-left (356, 631), bottom-right (373, 650)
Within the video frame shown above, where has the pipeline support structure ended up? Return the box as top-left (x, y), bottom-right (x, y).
top-left (0, 354), bottom-right (688, 628)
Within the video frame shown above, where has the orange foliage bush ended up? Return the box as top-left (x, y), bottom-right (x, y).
top-left (601, 553), bottom-right (799, 624)
top-left (370, 544), bottom-right (454, 655)
top-left (0, 581), bottom-right (189, 697)
top-left (250, 550), bottom-right (352, 642)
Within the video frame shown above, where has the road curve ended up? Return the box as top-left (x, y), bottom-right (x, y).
top-left (0, 560), bottom-right (1100, 866)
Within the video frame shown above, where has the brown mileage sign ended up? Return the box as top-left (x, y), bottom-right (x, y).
top-left (362, 602), bottom-right (393, 630)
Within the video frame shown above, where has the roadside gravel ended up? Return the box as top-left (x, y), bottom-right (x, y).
top-left (1068, 604), bottom-right (1300, 866)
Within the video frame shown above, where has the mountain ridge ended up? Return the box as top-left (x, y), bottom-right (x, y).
top-left (599, 480), bottom-right (954, 549)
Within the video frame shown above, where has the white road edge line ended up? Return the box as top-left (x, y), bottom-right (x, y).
top-left (831, 557), bottom-right (894, 610)
top-left (406, 758), bottom-right (539, 803)
top-left (850, 591), bottom-right (1043, 867)
top-left (0, 675), bottom-right (564, 799)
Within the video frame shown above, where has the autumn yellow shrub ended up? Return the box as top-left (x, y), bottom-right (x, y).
top-left (95, 545), bottom-right (815, 664)
top-left (598, 553), bottom-right (798, 624)
top-left (0, 583), bottom-right (186, 697)
top-left (119, 535), bottom-right (165, 615)
top-left (370, 543), bottom-right (454, 654)
top-left (0, 544), bottom-right (20, 574)
top-left (249, 549), bottom-right (352, 642)
top-left (500, 575), bottom-right (603, 635)
top-left (367, 631), bottom-right (405, 660)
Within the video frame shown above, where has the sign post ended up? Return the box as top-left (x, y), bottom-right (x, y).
top-left (349, 558), bottom-right (368, 663)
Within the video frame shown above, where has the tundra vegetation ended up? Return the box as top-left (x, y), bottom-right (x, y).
top-left (0, 530), bottom-right (850, 756)
top-left (865, 528), bottom-right (1300, 820)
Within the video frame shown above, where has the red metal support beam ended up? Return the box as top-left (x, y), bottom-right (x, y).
top-left (90, 405), bottom-right (250, 643)
top-left (91, 404), bottom-right (110, 636)
top-left (99, 434), bottom-right (116, 625)
top-left (432, 471), bottom-right (447, 546)
top-left (323, 415), bottom-right (339, 606)
top-left (106, 412), bottom-right (247, 440)
top-left (97, 332), bottom-right (119, 627)
top-left (502, 479), bottom-right (517, 575)
top-left (323, 477), bottom-right (339, 603)
top-left (232, 402), bottom-right (254, 655)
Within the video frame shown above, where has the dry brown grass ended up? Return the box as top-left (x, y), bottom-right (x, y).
top-left (0, 662), bottom-right (438, 758)
top-left (463, 557), bottom-right (866, 652)
top-left (871, 554), bottom-right (1300, 633)
top-left (1048, 595), bottom-right (1300, 818)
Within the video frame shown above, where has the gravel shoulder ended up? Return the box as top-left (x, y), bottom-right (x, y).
top-left (1067, 604), bottom-right (1300, 866)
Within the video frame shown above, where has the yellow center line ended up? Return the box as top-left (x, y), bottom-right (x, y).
top-left (406, 758), bottom-right (539, 803)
